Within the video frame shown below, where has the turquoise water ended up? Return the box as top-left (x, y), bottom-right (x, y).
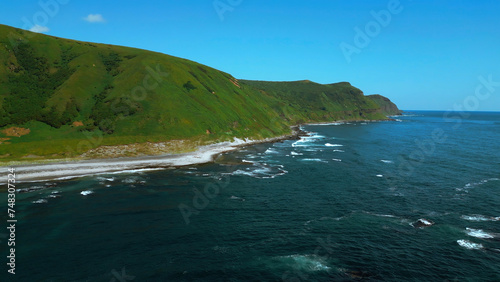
top-left (2, 111), bottom-right (500, 281)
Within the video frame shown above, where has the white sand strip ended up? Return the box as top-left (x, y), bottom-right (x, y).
top-left (3, 136), bottom-right (295, 184)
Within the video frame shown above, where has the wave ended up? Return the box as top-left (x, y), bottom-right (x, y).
top-left (291, 151), bottom-right (303, 156)
top-left (301, 158), bottom-right (328, 163)
top-left (364, 211), bottom-right (399, 218)
top-left (122, 176), bottom-right (146, 185)
top-left (325, 143), bottom-right (343, 147)
top-left (461, 215), bottom-right (500, 222)
top-left (17, 185), bottom-right (46, 193)
top-left (230, 195), bottom-right (245, 201)
top-left (332, 149), bottom-right (344, 153)
top-left (466, 228), bottom-right (496, 239)
top-left (273, 254), bottom-right (330, 271)
top-left (460, 178), bottom-right (500, 190)
top-left (376, 174), bottom-right (384, 178)
top-left (47, 167), bottom-right (165, 183)
top-left (380, 160), bottom-right (394, 164)
top-left (305, 216), bottom-right (345, 225)
top-left (229, 164), bottom-right (287, 179)
top-left (331, 158), bottom-right (342, 162)
top-left (265, 148), bottom-right (279, 154)
top-left (80, 190), bottom-right (94, 196)
top-left (291, 132), bottom-right (325, 147)
top-left (410, 218), bottom-right (435, 228)
top-left (96, 176), bottom-right (115, 182)
top-left (457, 239), bottom-right (483, 250)
top-left (32, 199), bottom-right (48, 204)
top-left (307, 122), bottom-right (345, 126)
top-left (244, 154), bottom-right (258, 159)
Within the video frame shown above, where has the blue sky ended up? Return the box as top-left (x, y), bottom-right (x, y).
top-left (1, 0), bottom-right (500, 111)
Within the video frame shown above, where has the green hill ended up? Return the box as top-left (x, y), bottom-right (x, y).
top-left (366, 94), bottom-right (402, 116)
top-left (0, 24), bottom-right (398, 162)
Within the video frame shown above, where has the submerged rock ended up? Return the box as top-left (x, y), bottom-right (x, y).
top-left (343, 269), bottom-right (376, 280)
top-left (411, 218), bottom-right (435, 228)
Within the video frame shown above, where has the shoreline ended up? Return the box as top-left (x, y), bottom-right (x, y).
top-left (3, 126), bottom-right (305, 184)
top-left (2, 119), bottom-right (391, 184)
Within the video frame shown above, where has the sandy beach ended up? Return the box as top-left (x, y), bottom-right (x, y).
top-left (3, 133), bottom-right (301, 184)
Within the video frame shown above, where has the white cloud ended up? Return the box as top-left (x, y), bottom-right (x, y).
top-left (84, 14), bottom-right (106, 23)
top-left (29, 25), bottom-right (50, 33)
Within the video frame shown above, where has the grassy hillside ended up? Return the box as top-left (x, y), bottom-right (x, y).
top-left (240, 80), bottom-right (386, 122)
top-left (366, 94), bottom-right (402, 116)
top-left (0, 24), bottom-right (397, 162)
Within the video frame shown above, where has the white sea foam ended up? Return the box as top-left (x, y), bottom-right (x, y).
top-left (292, 133), bottom-right (325, 147)
top-left (275, 254), bottom-right (330, 271)
top-left (307, 122), bottom-right (344, 126)
top-left (229, 164), bottom-right (287, 179)
top-left (17, 185), bottom-right (45, 193)
top-left (332, 158), bottom-right (342, 162)
top-left (304, 216), bottom-right (345, 226)
top-left (80, 190), bottom-right (94, 196)
top-left (376, 174), bottom-right (384, 178)
top-left (366, 212), bottom-right (398, 218)
top-left (457, 240), bottom-right (483, 250)
top-left (292, 139), bottom-right (307, 147)
top-left (410, 218), bottom-right (435, 228)
top-left (466, 228), bottom-right (495, 239)
top-left (122, 177), bottom-right (146, 184)
top-left (325, 143), bottom-right (343, 147)
top-left (301, 158), bottom-right (328, 163)
top-left (332, 149), bottom-right (344, 153)
top-left (265, 148), bottom-right (279, 154)
top-left (418, 219), bottom-right (433, 225)
top-left (461, 178), bottom-right (500, 191)
top-left (96, 176), bottom-right (115, 182)
top-left (461, 215), bottom-right (500, 222)
top-left (32, 199), bottom-right (48, 204)
top-left (380, 160), bottom-right (394, 164)
top-left (291, 151), bottom-right (303, 156)
top-left (230, 195), bottom-right (245, 201)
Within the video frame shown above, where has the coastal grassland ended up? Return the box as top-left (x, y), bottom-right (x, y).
top-left (366, 94), bottom-right (401, 116)
top-left (0, 24), bottom-right (398, 163)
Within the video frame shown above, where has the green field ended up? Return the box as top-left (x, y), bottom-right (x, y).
top-left (0, 24), bottom-right (400, 163)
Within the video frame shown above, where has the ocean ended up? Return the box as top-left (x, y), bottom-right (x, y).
top-left (2, 111), bottom-right (500, 281)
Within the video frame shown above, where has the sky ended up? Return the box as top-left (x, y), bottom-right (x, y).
top-left (1, 0), bottom-right (500, 111)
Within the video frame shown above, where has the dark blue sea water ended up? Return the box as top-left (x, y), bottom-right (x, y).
top-left (2, 111), bottom-right (500, 281)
